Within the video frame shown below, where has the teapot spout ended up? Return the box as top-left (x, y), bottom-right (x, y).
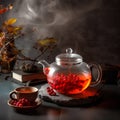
top-left (38, 60), bottom-right (50, 75)
top-left (38, 60), bottom-right (49, 67)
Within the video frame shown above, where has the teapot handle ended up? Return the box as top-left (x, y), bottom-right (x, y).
top-left (89, 63), bottom-right (102, 87)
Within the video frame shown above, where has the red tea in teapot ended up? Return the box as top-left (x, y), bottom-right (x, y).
top-left (38, 48), bottom-right (102, 95)
top-left (47, 72), bottom-right (91, 95)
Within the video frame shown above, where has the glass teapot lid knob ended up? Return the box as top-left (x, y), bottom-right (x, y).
top-left (56, 48), bottom-right (83, 65)
top-left (66, 48), bottom-right (73, 54)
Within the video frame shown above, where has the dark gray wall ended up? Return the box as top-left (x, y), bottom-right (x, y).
top-left (1, 0), bottom-right (120, 64)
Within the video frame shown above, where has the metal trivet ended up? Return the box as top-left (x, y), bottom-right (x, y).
top-left (39, 84), bottom-right (103, 107)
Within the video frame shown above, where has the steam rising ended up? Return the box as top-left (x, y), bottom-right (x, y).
top-left (9, 0), bottom-right (99, 25)
top-left (7, 0), bottom-right (120, 64)
top-left (8, 0), bottom-right (101, 38)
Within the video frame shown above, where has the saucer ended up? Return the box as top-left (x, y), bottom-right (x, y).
top-left (7, 98), bottom-right (42, 111)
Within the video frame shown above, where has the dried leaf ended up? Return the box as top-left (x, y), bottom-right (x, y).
top-left (4, 18), bottom-right (17, 25)
top-left (0, 32), bottom-right (4, 37)
top-left (14, 27), bottom-right (22, 31)
top-left (0, 32), bottom-right (5, 47)
top-left (37, 38), bottom-right (57, 46)
top-left (6, 25), bottom-right (15, 33)
top-left (6, 26), bottom-right (22, 34)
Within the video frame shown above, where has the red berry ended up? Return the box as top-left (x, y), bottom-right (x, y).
top-left (12, 98), bottom-right (32, 107)
top-left (18, 103), bottom-right (23, 107)
top-left (47, 87), bottom-right (56, 96)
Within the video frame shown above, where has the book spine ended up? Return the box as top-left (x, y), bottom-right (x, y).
top-left (12, 71), bottom-right (47, 83)
top-left (12, 72), bottom-right (22, 82)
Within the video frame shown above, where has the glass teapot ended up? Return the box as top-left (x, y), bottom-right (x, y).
top-left (38, 48), bottom-right (102, 95)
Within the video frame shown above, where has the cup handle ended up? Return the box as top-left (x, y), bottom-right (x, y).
top-left (9, 91), bottom-right (17, 100)
top-left (89, 63), bottom-right (102, 87)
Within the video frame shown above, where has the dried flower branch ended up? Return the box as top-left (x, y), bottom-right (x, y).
top-left (0, 4), bottom-right (13, 14)
top-left (0, 3), bottom-right (58, 73)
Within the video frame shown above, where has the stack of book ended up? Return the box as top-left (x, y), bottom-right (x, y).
top-left (12, 70), bottom-right (47, 84)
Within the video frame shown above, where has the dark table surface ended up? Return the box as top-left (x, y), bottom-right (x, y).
top-left (0, 74), bottom-right (120, 120)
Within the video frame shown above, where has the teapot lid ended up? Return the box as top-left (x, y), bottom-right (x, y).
top-left (56, 48), bottom-right (83, 65)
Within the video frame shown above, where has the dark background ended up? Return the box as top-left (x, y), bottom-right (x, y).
top-left (1, 0), bottom-right (120, 65)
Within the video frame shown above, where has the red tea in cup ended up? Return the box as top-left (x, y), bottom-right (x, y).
top-left (9, 86), bottom-right (38, 102)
